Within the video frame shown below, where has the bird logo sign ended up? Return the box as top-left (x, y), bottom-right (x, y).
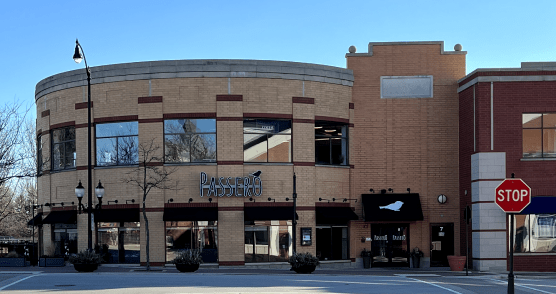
top-left (379, 201), bottom-right (404, 211)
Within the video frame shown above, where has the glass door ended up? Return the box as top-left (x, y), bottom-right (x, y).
top-left (371, 224), bottom-right (409, 267)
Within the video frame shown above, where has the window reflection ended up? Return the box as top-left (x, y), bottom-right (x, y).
top-left (164, 119), bottom-right (216, 163)
top-left (244, 220), bottom-right (292, 262)
top-left (96, 122), bottom-right (139, 166)
top-left (513, 214), bottom-right (556, 253)
top-left (522, 113), bottom-right (556, 158)
top-left (51, 127), bottom-right (76, 170)
top-left (166, 221), bottom-right (218, 263)
top-left (243, 119), bottom-right (291, 163)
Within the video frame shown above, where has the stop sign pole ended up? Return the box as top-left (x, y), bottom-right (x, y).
top-left (495, 173), bottom-right (531, 294)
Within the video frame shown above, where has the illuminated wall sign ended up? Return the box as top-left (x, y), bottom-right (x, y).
top-left (200, 170), bottom-right (262, 197)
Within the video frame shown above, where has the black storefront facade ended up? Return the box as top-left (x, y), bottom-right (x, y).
top-left (362, 193), bottom-right (425, 267)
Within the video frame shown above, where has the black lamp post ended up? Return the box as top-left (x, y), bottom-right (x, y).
top-left (73, 39), bottom-right (93, 250)
top-left (75, 180), bottom-right (104, 248)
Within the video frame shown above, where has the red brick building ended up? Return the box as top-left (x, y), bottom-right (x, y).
top-left (458, 62), bottom-right (556, 271)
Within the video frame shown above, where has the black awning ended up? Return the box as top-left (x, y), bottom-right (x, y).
top-left (95, 208), bottom-right (140, 223)
top-left (244, 207), bottom-right (298, 221)
top-left (163, 207), bottom-right (218, 221)
top-left (362, 193), bottom-right (424, 221)
top-left (42, 210), bottom-right (77, 224)
top-left (28, 212), bottom-right (43, 226)
top-left (316, 207), bottom-right (359, 224)
top-left (519, 196), bottom-right (556, 214)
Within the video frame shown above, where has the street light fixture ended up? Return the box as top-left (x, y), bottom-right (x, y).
top-left (73, 39), bottom-right (93, 250)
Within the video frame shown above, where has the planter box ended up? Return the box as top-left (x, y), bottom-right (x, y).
top-left (291, 264), bottom-right (317, 274)
top-left (0, 258), bottom-right (26, 267)
top-left (73, 263), bottom-right (99, 272)
top-left (175, 263), bottom-right (200, 272)
top-left (447, 256), bottom-right (466, 271)
top-left (39, 257), bottom-right (66, 267)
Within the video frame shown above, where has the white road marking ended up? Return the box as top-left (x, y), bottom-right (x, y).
top-left (407, 277), bottom-right (463, 294)
top-left (489, 279), bottom-right (555, 294)
top-left (0, 274), bottom-right (42, 291)
top-left (295, 279), bottom-right (406, 286)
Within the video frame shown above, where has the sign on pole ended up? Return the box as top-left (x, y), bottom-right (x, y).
top-left (495, 179), bottom-right (531, 213)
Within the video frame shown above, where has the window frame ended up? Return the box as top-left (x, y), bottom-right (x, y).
top-left (523, 113), bottom-right (556, 158)
top-left (243, 118), bottom-right (292, 163)
top-left (163, 118), bottom-right (217, 164)
top-left (50, 126), bottom-right (76, 171)
top-left (37, 134), bottom-right (43, 175)
top-left (95, 121), bottom-right (139, 167)
top-left (315, 121), bottom-right (349, 166)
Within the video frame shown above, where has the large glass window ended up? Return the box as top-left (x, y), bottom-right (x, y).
top-left (244, 220), bottom-right (292, 263)
top-left (523, 113), bottom-right (556, 158)
top-left (243, 119), bottom-right (292, 163)
top-left (53, 224), bottom-right (77, 258)
top-left (51, 127), bottom-right (76, 170)
top-left (97, 222), bottom-right (140, 263)
top-left (513, 214), bottom-right (556, 253)
top-left (166, 221), bottom-right (218, 263)
top-left (96, 122), bottom-right (139, 166)
top-left (164, 119), bottom-right (216, 163)
top-left (315, 121), bottom-right (348, 165)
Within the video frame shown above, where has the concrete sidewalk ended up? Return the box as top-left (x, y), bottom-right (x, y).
top-left (1, 263), bottom-right (555, 279)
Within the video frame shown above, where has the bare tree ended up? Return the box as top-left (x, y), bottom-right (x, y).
top-left (0, 102), bottom-right (40, 235)
top-left (122, 139), bottom-right (175, 270)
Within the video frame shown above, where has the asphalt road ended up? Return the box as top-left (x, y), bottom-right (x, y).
top-left (1, 272), bottom-right (556, 293)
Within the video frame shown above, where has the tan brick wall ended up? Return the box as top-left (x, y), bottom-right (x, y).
top-left (347, 43), bottom-right (465, 257)
top-left (36, 75), bottom-right (353, 264)
top-left (140, 211), bottom-right (165, 264)
top-left (218, 211), bottom-right (244, 262)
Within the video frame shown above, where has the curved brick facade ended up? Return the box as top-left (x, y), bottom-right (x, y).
top-left (35, 59), bottom-right (354, 266)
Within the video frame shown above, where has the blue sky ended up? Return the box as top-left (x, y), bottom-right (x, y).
top-left (2, 1), bottom-right (556, 120)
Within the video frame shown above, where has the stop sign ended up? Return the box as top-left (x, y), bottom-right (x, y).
top-left (495, 179), bottom-right (531, 213)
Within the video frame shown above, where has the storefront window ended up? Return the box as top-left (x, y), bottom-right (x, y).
top-left (513, 214), bottom-right (556, 253)
top-left (53, 224), bottom-right (77, 258)
top-left (51, 127), bottom-right (76, 170)
top-left (96, 122), bottom-right (139, 166)
top-left (97, 222), bottom-right (140, 263)
top-left (243, 119), bottom-right (292, 163)
top-left (166, 221), bottom-right (218, 263)
top-left (523, 113), bottom-right (556, 158)
top-left (164, 119), bottom-right (216, 163)
top-left (315, 121), bottom-right (348, 165)
top-left (244, 220), bottom-right (292, 262)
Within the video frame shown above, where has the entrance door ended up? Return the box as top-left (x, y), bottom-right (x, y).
top-left (430, 223), bottom-right (454, 267)
top-left (371, 224), bottom-right (409, 267)
top-left (316, 226), bottom-right (348, 261)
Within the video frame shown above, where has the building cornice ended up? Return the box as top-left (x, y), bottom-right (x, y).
top-left (35, 59), bottom-right (354, 101)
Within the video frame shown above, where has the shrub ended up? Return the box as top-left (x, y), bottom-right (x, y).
top-left (288, 252), bottom-right (320, 268)
top-left (172, 249), bottom-right (203, 265)
top-left (6, 251), bottom-right (20, 258)
top-left (69, 250), bottom-right (102, 265)
top-left (361, 248), bottom-right (372, 257)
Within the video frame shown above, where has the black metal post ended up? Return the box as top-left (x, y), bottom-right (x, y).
top-left (293, 172), bottom-right (297, 253)
top-left (508, 173), bottom-right (515, 294)
top-left (465, 205), bottom-right (469, 276)
top-left (32, 201), bottom-right (35, 266)
top-left (75, 39), bottom-right (93, 250)
top-left (508, 213), bottom-right (514, 294)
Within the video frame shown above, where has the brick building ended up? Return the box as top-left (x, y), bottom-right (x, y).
top-left (459, 62), bottom-right (556, 272)
top-left (34, 41), bottom-right (469, 269)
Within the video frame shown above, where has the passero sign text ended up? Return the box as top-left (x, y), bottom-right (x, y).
top-left (200, 171), bottom-right (262, 197)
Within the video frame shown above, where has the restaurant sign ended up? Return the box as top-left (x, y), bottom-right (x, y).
top-left (200, 170), bottom-right (263, 197)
